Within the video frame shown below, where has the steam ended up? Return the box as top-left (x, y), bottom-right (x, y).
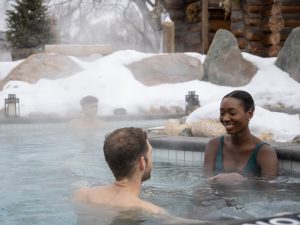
top-left (47, 0), bottom-right (160, 52)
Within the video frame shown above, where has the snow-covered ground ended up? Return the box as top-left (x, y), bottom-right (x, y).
top-left (0, 50), bottom-right (300, 142)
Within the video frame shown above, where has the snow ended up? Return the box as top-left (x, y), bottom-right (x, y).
top-left (0, 50), bottom-right (300, 142)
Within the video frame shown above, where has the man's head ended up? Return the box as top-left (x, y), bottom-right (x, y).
top-left (103, 127), bottom-right (152, 182)
top-left (80, 96), bottom-right (99, 117)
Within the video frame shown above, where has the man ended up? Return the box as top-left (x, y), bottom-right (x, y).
top-left (74, 127), bottom-right (166, 214)
top-left (74, 127), bottom-right (203, 224)
top-left (68, 95), bottom-right (105, 131)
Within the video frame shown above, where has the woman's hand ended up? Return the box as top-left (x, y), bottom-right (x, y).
top-left (208, 172), bottom-right (247, 185)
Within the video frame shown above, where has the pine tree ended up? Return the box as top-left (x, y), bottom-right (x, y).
top-left (5, 0), bottom-right (52, 49)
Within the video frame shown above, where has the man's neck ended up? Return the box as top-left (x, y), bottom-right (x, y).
top-left (113, 177), bottom-right (142, 197)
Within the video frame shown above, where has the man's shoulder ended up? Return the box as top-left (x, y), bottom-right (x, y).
top-left (138, 199), bottom-right (167, 215)
top-left (74, 186), bottom-right (109, 202)
top-left (68, 118), bottom-right (85, 128)
top-left (74, 187), bottom-right (90, 201)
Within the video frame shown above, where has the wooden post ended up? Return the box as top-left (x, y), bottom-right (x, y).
top-left (162, 20), bottom-right (175, 53)
top-left (202, 0), bottom-right (209, 53)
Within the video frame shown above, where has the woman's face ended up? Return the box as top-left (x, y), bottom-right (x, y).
top-left (219, 97), bottom-right (253, 135)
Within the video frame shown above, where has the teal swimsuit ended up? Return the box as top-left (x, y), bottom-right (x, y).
top-left (215, 136), bottom-right (267, 177)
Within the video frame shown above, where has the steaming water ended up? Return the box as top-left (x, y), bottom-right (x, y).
top-left (0, 121), bottom-right (300, 225)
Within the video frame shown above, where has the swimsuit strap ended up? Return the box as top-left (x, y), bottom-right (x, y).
top-left (242, 142), bottom-right (269, 176)
top-left (214, 136), bottom-right (225, 172)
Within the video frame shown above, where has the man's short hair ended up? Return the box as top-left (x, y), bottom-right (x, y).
top-left (80, 95), bottom-right (99, 106)
top-left (103, 127), bottom-right (148, 181)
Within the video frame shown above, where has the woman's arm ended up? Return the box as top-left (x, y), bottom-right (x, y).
top-left (203, 137), bottom-right (220, 177)
top-left (257, 145), bottom-right (279, 179)
top-left (204, 137), bottom-right (247, 185)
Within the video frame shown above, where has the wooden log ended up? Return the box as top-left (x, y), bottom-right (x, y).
top-left (281, 5), bottom-right (300, 13)
top-left (262, 15), bottom-right (284, 33)
top-left (280, 27), bottom-right (293, 41)
top-left (209, 9), bottom-right (227, 20)
top-left (237, 37), bottom-right (248, 49)
top-left (209, 19), bottom-right (230, 32)
top-left (231, 3), bottom-right (242, 11)
top-left (264, 45), bottom-right (281, 57)
top-left (261, 33), bottom-right (281, 45)
top-left (243, 0), bottom-right (263, 6)
top-left (230, 21), bottom-right (245, 37)
top-left (245, 27), bottom-right (263, 41)
top-left (246, 41), bottom-right (264, 55)
top-left (163, 0), bottom-right (185, 9)
top-left (174, 21), bottom-right (187, 33)
top-left (184, 31), bottom-right (201, 46)
top-left (262, 3), bottom-right (282, 17)
top-left (284, 19), bottom-right (300, 27)
top-left (186, 23), bottom-right (201, 33)
top-left (231, 10), bottom-right (244, 23)
top-left (244, 13), bottom-right (262, 26)
top-left (243, 4), bottom-right (263, 14)
top-left (184, 0), bottom-right (199, 4)
top-left (168, 9), bottom-right (186, 21)
top-left (282, 14), bottom-right (300, 27)
top-left (185, 44), bottom-right (202, 53)
top-left (281, 0), bottom-right (300, 6)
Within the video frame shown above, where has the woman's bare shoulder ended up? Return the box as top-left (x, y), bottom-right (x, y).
top-left (206, 136), bottom-right (223, 149)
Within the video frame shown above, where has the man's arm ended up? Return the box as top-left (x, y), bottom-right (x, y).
top-left (74, 187), bottom-right (89, 201)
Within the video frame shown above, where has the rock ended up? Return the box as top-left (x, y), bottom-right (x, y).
top-left (275, 27), bottom-right (300, 83)
top-left (146, 105), bottom-right (184, 115)
top-left (113, 108), bottom-right (127, 115)
top-left (179, 116), bottom-right (187, 124)
top-left (180, 127), bottom-right (193, 137)
top-left (0, 53), bottom-right (82, 90)
top-left (169, 106), bottom-right (184, 114)
top-left (191, 119), bottom-right (226, 137)
top-left (127, 53), bottom-right (204, 86)
top-left (164, 119), bottom-right (191, 136)
top-left (159, 106), bottom-right (169, 114)
top-left (203, 29), bottom-right (257, 86)
top-left (292, 135), bottom-right (300, 144)
top-left (259, 132), bottom-right (274, 141)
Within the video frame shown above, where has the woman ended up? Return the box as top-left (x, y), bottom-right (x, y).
top-left (204, 90), bottom-right (278, 184)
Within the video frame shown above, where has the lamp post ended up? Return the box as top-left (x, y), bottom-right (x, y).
top-left (4, 94), bottom-right (20, 117)
top-left (185, 91), bottom-right (200, 115)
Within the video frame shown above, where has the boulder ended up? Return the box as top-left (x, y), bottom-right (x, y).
top-left (292, 135), bottom-right (300, 144)
top-left (203, 29), bottom-right (257, 86)
top-left (164, 119), bottom-right (191, 136)
top-left (0, 53), bottom-right (82, 90)
top-left (275, 27), bottom-right (300, 83)
top-left (145, 105), bottom-right (184, 114)
top-left (191, 119), bottom-right (226, 137)
top-left (127, 53), bottom-right (204, 86)
top-left (113, 108), bottom-right (127, 115)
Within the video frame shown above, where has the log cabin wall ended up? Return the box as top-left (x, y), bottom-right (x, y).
top-left (161, 0), bottom-right (300, 56)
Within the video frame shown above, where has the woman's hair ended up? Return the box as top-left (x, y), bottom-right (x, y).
top-left (223, 90), bottom-right (255, 112)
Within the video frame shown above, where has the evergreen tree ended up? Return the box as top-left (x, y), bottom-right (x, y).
top-left (5, 0), bottom-right (52, 49)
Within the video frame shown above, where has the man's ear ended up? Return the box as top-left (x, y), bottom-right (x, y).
top-left (138, 156), bottom-right (146, 171)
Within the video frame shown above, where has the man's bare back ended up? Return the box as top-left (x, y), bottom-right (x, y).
top-left (74, 185), bottom-right (166, 215)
